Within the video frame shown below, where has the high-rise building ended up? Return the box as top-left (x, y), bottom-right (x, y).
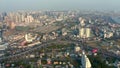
top-left (81, 51), bottom-right (91, 68)
top-left (79, 28), bottom-right (85, 38)
top-left (0, 27), bottom-right (5, 42)
top-left (86, 28), bottom-right (91, 38)
top-left (10, 22), bottom-right (16, 29)
top-left (79, 28), bottom-right (91, 38)
top-left (79, 17), bottom-right (86, 26)
top-left (21, 15), bottom-right (25, 22)
top-left (25, 15), bottom-right (34, 23)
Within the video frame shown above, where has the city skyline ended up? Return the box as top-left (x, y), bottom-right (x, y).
top-left (0, 0), bottom-right (120, 12)
top-left (1, 2), bottom-right (120, 67)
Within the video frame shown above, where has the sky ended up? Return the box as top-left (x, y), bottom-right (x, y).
top-left (0, 0), bottom-right (120, 12)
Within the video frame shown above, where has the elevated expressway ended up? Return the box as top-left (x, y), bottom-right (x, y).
top-left (0, 37), bottom-right (120, 63)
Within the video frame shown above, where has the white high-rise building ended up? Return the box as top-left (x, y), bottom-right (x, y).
top-left (79, 28), bottom-right (91, 38)
top-left (81, 51), bottom-right (91, 68)
top-left (25, 15), bottom-right (34, 23)
top-left (79, 28), bottom-right (85, 38)
top-left (21, 15), bottom-right (25, 22)
top-left (86, 28), bottom-right (91, 38)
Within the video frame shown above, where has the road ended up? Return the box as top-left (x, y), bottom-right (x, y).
top-left (0, 37), bottom-right (120, 63)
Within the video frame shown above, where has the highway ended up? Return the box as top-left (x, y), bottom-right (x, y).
top-left (0, 37), bottom-right (120, 63)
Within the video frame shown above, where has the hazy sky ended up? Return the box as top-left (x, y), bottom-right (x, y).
top-left (0, 0), bottom-right (120, 12)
